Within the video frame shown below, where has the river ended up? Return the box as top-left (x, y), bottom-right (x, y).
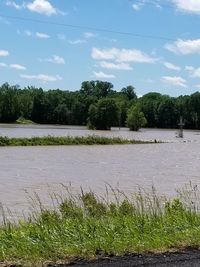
top-left (0, 124), bottom-right (200, 217)
top-left (0, 123), bottom-right (200, 142)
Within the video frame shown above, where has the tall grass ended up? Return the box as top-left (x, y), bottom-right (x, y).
top-left (1, 185), bottom-right (200, 265)
top-left (0, 135), bottom-right (154, 146)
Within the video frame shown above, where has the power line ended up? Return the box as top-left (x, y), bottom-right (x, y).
top-left (0, 13), bottom-right (176, 42)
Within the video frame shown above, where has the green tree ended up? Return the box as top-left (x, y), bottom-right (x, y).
top-left (0, 83), bottom-right (20, 122)
top-left (80, 80), bottom-right (114, 98)
top-left (87, 104), bottom-right (98, 129)
top-left (88, 98), bottom-right (119, 130)
top-left (157, 97), bottom-right (178, 128)
top-left (31, 89), bottom-right (48, 123)
top-left (121, 85), bottom-right (137, 100)
top-left (139, 92), bottom-right (162, 128)
top-left (17, 90), bottom-right (33, 119)
top-left (188, 92), bottom-right (200, 129)
top-left (126, 105), bottom-right (147, 131)
top-left (54, 104), bottom-right (71, 124)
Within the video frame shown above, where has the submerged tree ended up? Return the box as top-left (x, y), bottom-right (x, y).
top-left (126, 105), bottom-right (147, 131)
top-left (88, 98), bottom-right (119, 130)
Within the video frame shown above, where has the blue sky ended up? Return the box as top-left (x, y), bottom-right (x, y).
top-left (1, 0), bottom-right (200, 96)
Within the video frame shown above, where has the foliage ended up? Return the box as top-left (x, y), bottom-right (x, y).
top-left (1, 188), bottom-right (200, 265)
top-left (139, 92), bottom-right (162, 128)
top-left (1, 82), bottom-right (200, 129)
top-left (88, 98), bottom-right (120, 130)
top-left (0, 83), bottom-right (20, 122)
top-left (121, 85), bottom-right (137, 100)
top-left (16, 117), bottom-right (34, 124)
top-left (126, 105), bottom-right (147, 131)
top-left (80, 80), bottom-right (114, 98)
top-left (157, 97), bottom-right (178, 128)
top-left (0, 135), bottom-right (152, 146)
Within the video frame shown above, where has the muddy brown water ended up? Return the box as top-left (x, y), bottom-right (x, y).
top-left (0, 125), bottom-right (200, 218)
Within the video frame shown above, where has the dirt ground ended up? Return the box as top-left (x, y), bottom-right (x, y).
top-left (47, 248), bottom-right (200, 267)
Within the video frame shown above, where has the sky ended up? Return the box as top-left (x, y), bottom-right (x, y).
top-left (1, 0), bottom-right (200, 96)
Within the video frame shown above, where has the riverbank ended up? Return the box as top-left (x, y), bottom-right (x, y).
top-left (0, 135), bottom-right (155, 146)
top-left (1, 187), bottom-right (200, 266)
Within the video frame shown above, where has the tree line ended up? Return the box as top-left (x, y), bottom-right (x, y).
top-left (1, 81), bottom-right (200, 130)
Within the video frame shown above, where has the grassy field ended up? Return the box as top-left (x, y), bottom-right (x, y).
top-left (0, 135), bottom-right (155, 146)
top-left (0, 185), bottom-right (200, 266)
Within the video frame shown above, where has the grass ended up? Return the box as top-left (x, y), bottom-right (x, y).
top-left (0, 135), bottom-right (155, 146)
top-left (1, 184), bottom-right (200, 266)
top-left (15, 117), bottom-right (35, 125)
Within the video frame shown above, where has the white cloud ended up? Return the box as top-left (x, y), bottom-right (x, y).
top-left (20, 74), bottom-right (62, 82)
top-left (0, 50), bottom-right (9, 57)
top-left (25, 30), bottom-right (32, 37)
top-left (162, 76), bottom-right (187, 87)
top-left (84, 32), bottom-right (96, 39)
top-left (163, 62), bottom-right (181, 71)
top-left (24, 31), bottom-right (50, 39)
top-left (132, 1), bottom-right (161, 11)
top-left (6, 0), bottom-right (65, 16)
top-left (46, 55), bottom-right (65, 64)
top-left (172, 0), bottom-right (200, 15)
top-left (0, 62), bottom-right (26, 70)
top-left (165, 39), bottom-right (200, 55)
top-left (36, 32), bottom-right (50, 39)
top-left (190, 67), bottom-right (200, 78)
top-left (0, 62), bottom-right (7, 67)
top-left (185, 65), bottom-right (195, 72)
top-left (68, 39), bottom-right (86, 45)
top-left (10, 64), bottom-right (26, 70)
top-left (132, 3), bottom-right (143, 11)
top-left (99, 61), bottom-right (133, 70)
top-left (92, 48), bottom-right (157, 63)
top-left (93, 71), bottom-right (115, 79)
top-left (184, 66), bottom-right (200, 78)
top-left (27, 0), bottom-right (57, 16)
top-left (5, 1), bottom-right (25, 9)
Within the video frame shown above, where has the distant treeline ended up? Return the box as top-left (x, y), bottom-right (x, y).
top-left (1, 81), bottom-right (200, 129)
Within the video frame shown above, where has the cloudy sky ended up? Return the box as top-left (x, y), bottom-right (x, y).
top-left (1, 0), bottom-right (200, 96)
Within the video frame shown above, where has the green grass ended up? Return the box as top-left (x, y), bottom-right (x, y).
top-left (15, 117), bottom-right (35, 125)
top-left (0, 135), bottom-right (154, 146)
top-left (1, 185), bottom-right (200, 266)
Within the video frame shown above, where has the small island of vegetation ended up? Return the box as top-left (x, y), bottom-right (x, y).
top-left (0, 135), bottom-right (154, 146)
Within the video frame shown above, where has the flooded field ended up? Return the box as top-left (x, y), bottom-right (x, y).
top-left (0, 125), bottom-right (200, 216)
top-left (0, 123), bottom-right (200, 142)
